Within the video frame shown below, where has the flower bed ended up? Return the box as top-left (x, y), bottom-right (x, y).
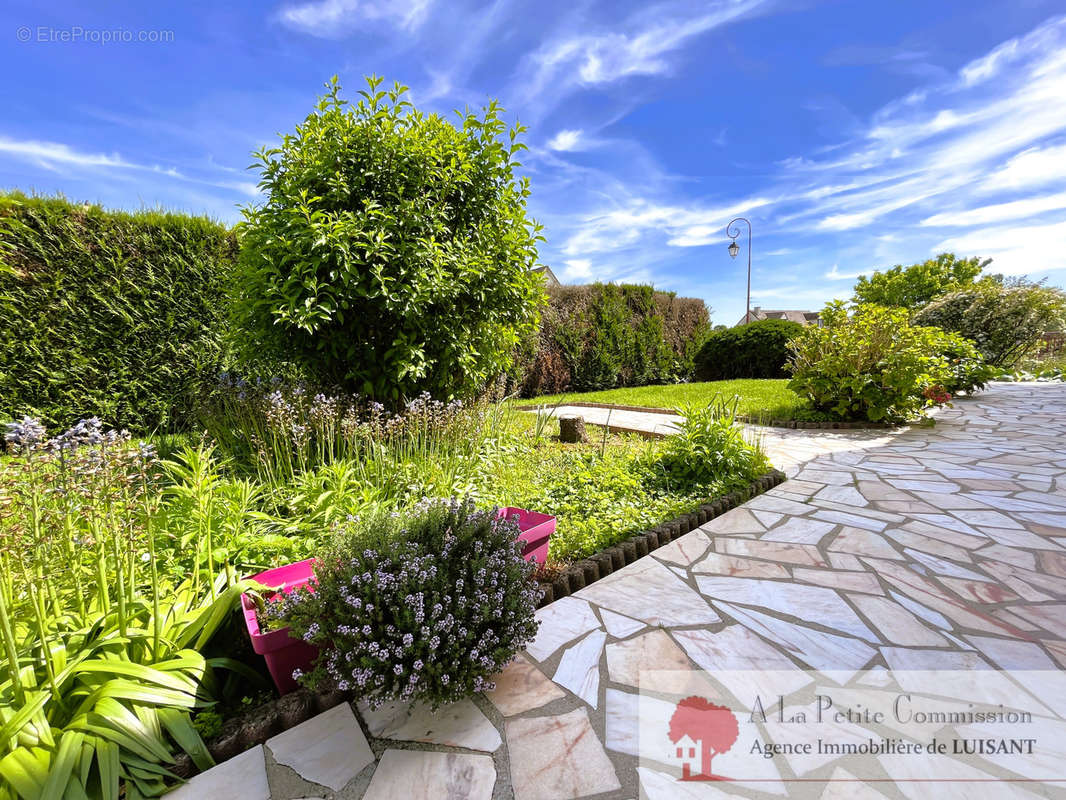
top-left (531, 468), bottom-right (786, 606)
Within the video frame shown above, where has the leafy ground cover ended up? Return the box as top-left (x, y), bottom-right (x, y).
top-left (195, 380), bottom-right (771, 566)
top-left (523, 378), bottom-right (812, 421)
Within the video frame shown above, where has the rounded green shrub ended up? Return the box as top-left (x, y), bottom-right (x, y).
top-left (912, 281), bottom-right (1066, 368)
top-left (694, 319), bottom-right (803, 381)
top-left (787, 302), bottom-right (984, 422)
top-left (233, 76), bottom-right (545, 402)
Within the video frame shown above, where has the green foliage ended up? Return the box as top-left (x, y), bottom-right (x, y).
top-left (787, 302), bottom-right (983, 422)
top-left (201, 379), bottom-right (511, 517)
top-left (937, 337), bottom-right (998, 395)
top-left (0, 424), bottom-right (257, 799)
top-left (192, 710), bottom-right (224, 741)
top-left (271, 499), bottom-right (539, 708)
top-left (852, 252), bottom-right (990, 310)
top-left (0, 192), bottom-right (236, 431)
top-left (694, 319), bottom-right (803, 381)
top-left (646, 396), bottom-right (769, 491)
top-left (912, 280), bottom-right (1066, 368)
top-left (233, 76), bottom-right (545, 402)
top-left (479, 406), bottom-right (768, 562)
top-left (498, 444), bottom-right (706, 561)
top-left (519, 283), bottom-right (710, 395)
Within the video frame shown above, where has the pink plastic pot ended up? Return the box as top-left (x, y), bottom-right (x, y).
top-left (241, 559), bottom-right (320, 695)
top-left (498, 507), bottom-right (556, 566)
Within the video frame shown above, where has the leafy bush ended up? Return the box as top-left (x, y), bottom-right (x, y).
top-left (269, 498), bottom-right (539, 707)
top-left (519, 283), bottom-right (710, 395)
top-left (233, 76), bottom-right (545, 402)
top-left (646, 396), bottom-right (769, 491)
top-left (912, 280), bottom-right (1066, 368)
top-left (938, 337), bottom-right (997, 395)
top-left (0, 192), bottom-right (237, 430)
top-left (787, 302), bottom-right (983, 422)
top-left (0, 421), bottom-right (254, 798)
top-left (852, 252), bottom-right (989, 310)
top-left (694, 319), bottom-right (803, 381)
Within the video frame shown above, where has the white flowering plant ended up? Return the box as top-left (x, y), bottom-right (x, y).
top-left (266, 497), bottom-right (540, 708)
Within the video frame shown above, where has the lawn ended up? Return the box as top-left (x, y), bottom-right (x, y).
top-left (522, 379), bottom-right (812, 421)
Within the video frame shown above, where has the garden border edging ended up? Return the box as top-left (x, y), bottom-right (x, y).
top-left (533, 467), bottom-right (787, 608)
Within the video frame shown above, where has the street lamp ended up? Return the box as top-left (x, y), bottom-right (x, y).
top-left (726, 217), bottom-right (752, 324)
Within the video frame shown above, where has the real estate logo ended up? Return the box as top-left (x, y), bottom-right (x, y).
top-left (667, 695), bottom-right (739, 781)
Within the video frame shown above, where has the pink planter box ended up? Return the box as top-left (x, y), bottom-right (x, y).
top-left (241, 559), bottom-right (320, 695)
top-left (498, 507), bottom-right (556, 566)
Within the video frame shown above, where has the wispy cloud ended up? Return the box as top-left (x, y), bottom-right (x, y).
top-left (824, 264), bottom-right (864, 280)
top-left (771, 14), bottom-right (1066, 248)
top-left (979, 142), bottom-right (1066, 193)
top-left (919, 192), bottom-right (1066, 228)
top-left (934, 221), bottom-right (1066, 275)
top-left (0, 137), bottom-right (132, 170)
top-left (532, 12), bottom-right (1066, 324)
top-left (546, 129), bottom-right (586, 152)
top-left (511, 0), bottom-right (769, 118)
top-left (0, 135), bottom-right (261, 198)
top-left (278, 0), bottom-right (433, 36)
top-left (560, 196), bottom-right (773, 256)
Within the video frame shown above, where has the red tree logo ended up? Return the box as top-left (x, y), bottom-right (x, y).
top-left (668, 695), bottom-right (739, 781)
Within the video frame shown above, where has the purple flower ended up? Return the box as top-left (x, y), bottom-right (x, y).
top-left (4, 416), bottom-right (46, 450)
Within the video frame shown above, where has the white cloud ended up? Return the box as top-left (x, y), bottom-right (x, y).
top-left (749, 285), bottom-right (850, 305)
top-left (958, 16), bottom-right (1065, 86)
top-left (278, 0), bottom-right (432, 36)
top-left (783, 15), bottom-right (1066, 235)
top-left (561, 258), bottom-right (594, 281)
top-left (0, 137), bottom-right (132, 170)
top-left (513, 0), bottom-right (768, 117)
top-left (824, 264), bottom-right (864, 280)
top-left (0, 135), bottom-right (261, 198)
top-left (933, 220), bottom-right (1066, 275)
top-left (919, 192), bottom-right (1066, 228)
top-left (980, 143), bottom-right (1066, 193)
top-left (561, 196), bottom-right (772, 256)
top-left (547, 129), bottom-right (585, 152)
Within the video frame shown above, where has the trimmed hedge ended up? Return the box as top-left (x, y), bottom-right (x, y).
top-left (695, 319), bottom-right (803, 380)
top-left (517, 283), bottom-right (710, 396)
top-left (0, 192), bottom-right (237, 431)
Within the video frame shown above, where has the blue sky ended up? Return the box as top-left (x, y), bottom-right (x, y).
top-left (3, 0), bottom-right (1066, 325)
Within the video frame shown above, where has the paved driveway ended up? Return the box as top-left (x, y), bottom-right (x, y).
top-left (500, 383), bottom-right (1066, 799)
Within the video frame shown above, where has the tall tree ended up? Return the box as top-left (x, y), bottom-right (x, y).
top-left (852, 253), bottom-right (991, 310)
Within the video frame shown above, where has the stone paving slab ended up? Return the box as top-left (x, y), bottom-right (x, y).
top-left (176, 383), bottom-right (1066, 799)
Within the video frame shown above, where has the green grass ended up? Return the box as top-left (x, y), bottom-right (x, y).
top-left (521, 379), bottom-right (811, 421)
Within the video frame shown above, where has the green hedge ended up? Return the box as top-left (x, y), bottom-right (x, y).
top-left (517, 283), bottom-right (710, 395)
top-left (0, 192), bottom-right (237, 431)
top-left (695, 318), bottom-right (803, 380)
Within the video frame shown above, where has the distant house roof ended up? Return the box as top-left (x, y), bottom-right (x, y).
top-left (734, 306), bottom-right (820, 326)
top-left (531, 265), bottom-right (561, 288)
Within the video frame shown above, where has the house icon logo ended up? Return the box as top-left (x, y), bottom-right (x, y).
top-left (667, 695), bottom-right (739, 781)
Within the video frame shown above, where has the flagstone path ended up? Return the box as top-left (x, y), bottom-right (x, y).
top-left (173, 383), bottom-right (1066, 799)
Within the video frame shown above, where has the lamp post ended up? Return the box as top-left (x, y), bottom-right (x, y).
top-left (726, 217), bottom-right (752, 324)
